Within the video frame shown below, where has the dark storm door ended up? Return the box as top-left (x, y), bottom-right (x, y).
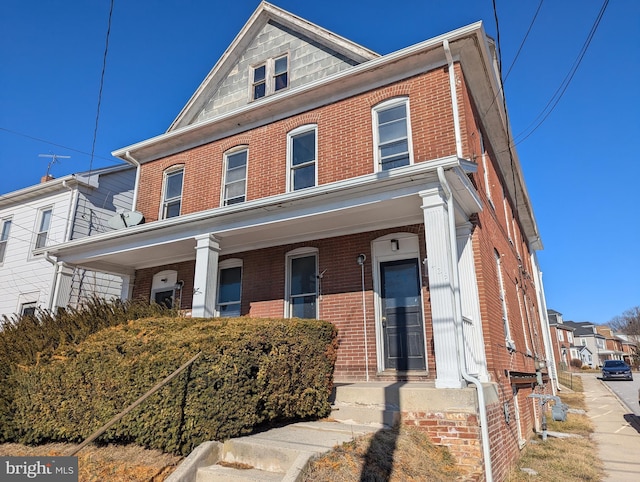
top-left (380, 259), bottom-right (426, 371)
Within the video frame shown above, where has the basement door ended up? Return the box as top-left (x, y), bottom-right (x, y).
top-left (380, 259), bottom-right (426, 371)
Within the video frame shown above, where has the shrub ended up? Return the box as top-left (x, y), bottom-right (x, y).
top-left (570, 358), bottom-right (583, 369)
top-left (0, 297), bottom-right (178, 442)
top-left (9, 316), bottom-right (337, 455)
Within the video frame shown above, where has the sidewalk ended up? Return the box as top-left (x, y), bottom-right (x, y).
top-left (581, 373), bottom-right (640, 481)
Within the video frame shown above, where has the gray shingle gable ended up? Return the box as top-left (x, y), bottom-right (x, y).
top-left (169, 2), bottom-right (377, 131)
top-left (192, 20), bottom-right (359, 125)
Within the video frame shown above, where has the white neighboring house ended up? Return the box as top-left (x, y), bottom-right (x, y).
top-left (0, 165), bottom-right (136, 319)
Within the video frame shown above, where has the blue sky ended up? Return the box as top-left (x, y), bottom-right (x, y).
top-left (1, 1), bottom-right (638, 325)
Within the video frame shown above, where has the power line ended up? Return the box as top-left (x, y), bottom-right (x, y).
top-left (0, 126), bottom-right (115, 163)
top-left (89, 0), bottom-right (115, 173)
top-left (511, 0), bottom-right (610, 147)
top-left (483, 0), bottom-right (544, 118)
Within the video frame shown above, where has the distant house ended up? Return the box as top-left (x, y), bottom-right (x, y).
top-left (596, 325), bottom-right (627, 363)
top-left (562, 320), bottom-right (607, 367)
top-left (44, 3), bottom-right (554, 480)
top-left (0, 165), bottom-right (135, 318)
top-left (547, 309), bottom-right (574, 369)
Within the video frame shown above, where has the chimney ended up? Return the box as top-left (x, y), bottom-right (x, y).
top-left (40, 174), bottom-right (55, 183)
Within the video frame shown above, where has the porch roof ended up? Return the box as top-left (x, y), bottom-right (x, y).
top-left (41, 157), bottom-right (480, 275)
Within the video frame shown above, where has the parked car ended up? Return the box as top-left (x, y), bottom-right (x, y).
top-left (601, 360), bottom-right (633, 381)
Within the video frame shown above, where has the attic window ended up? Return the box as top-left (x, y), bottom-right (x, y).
top-left (250, 54), bottom-right (289, 101)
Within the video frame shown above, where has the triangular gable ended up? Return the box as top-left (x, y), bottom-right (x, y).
top-left (169, 1), bottom-right (378, 131)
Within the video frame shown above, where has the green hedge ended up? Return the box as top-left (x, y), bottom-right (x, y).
top-left (9, 316), bottom-right (337, 455)
top-left (0, 298), bottom-right (178, 442)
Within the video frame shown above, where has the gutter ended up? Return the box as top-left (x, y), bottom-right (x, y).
top-left (441, 39), bottom-right (493, 482)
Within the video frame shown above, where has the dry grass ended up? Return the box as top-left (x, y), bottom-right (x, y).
top-left (300, 425), bottom-right (462, 482)
top-left (506, 437), bottom-right (603, 481)
top-left (0, 443), bottom-right (182, 481)
top-left (507, 391), bottom-right (604, 481)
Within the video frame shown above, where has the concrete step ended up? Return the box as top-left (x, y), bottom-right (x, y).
top-left (192, 422), bottom-right (378, 482)
top-left (329, 404), bottom-right (399, 427)
top-left (197, 463), bottom-right (283, 481)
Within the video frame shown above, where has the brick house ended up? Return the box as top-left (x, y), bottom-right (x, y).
top-left (45, 3), bottom-right (554, 480)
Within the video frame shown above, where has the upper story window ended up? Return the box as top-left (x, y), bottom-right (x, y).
top-left (223, 148), bottom-right (248, 206)
top-left (557, 330), bottom-right (565, 342)
top-left (479, 131), bottom-right (494, 208)
top-left (34, 208), bottom-right (52, 250)
top-left (161, 167), bottom-right (184, 219)
top-left (217, 259), bottom-right (243, 317)
top-left (286, 248), bottom-right (318, 319)
top-left (0, 218), bottom-right (11, 263)
top-left (373, 98), bottom-right (412, 171)
top-left (567, 332), bottom-right (574, 343)
top-left (251, 54), bottom-right (289, 101)
top-left (495, 249), bottom-right (514, 350)
top-left (287, 125), bottom-right (317, 191)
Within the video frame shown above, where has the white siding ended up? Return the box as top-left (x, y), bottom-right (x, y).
top-left (0, 190), bottom-right (72, 317)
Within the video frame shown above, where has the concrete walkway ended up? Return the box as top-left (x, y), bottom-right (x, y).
top-left (581, 373), bottom-right (640, 481)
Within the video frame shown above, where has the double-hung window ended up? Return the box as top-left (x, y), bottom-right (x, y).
top-left (495, 250), bottom-right (514, 350)
top-left (373, 98), bottom-right (412, 171)
top-left (0, 218), bottom-right (11, 263)
top-left (286, 249), bottom-right (318, 319)
top-left (217, 260), bottom-right (242, 317)
top-left (34, 208), bottom-right (52, 250)
top-left (223, 148), bottom-right (248, 206)
top-left (251, 54), bottom-right (289, 101)
top-left (162, 167), bottom-right (184, 219)
top-left (287, 125), bottom-right (317, 191)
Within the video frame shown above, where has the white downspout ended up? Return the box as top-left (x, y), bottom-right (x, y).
top-left (62, 179), bottom-right (79, 242)
top-left (124, 151), bottom-right (141, 211)
top-left (438, 167), bottom-right (493, 482)
top-left (43, 251), bottom-right (58, 311)
top-left (442, 38), bottom-right (493, 482)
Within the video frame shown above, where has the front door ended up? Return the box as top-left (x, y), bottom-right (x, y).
top-left (380, 259), bottom-right (426, 371)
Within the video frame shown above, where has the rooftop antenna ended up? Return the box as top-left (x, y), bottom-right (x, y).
top-left (39, 153), bottom-right (71, 177)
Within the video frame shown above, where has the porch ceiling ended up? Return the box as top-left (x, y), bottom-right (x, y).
top-left (46, 158), bottom-right (481, 274)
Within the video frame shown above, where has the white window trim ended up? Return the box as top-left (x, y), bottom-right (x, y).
top-left (32, 207), bottom-right (53, 255)
top-left (160, 166), bottom-right (184, 220)
top-left (0, 216), bottom-right (12, 264)
top-left (222, 146), bottom-right (249, 206)
top-left (216, 258), bottom-right (243, 317)
top-left (286, 124), bottom-right (318, 192)
top-left (284, 247), bottom-right (319, 319)
top-left (372, 97), bottom-right (414, 172)
top-left (249, 53), bottom-right (289, 101)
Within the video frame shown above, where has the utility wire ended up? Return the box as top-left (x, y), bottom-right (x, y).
top-left (89, 0), bottom-right (115, 173)
top-left (483, 0), bottom-right (544, 118)
top-left (0, 127), bottom-right (115, 164)
top-left (511, 0), bottom-right (610, 147)
top-left (491, 0), bottom-right (519, 214)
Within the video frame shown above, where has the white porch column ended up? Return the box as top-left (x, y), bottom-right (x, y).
top-left (420, 186), bottom-right (464, 388)
top-left (456, 222), bottom-right (489, 382)
top-left (120, 272), bottom-right (134, 301)
top-left (51, 263), bottom-right (74, 311)
top-left (192, 234), bottom-right (220, 318)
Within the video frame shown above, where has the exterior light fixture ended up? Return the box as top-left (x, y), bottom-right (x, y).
top-left (357, 254), bottom-right (366, 265)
